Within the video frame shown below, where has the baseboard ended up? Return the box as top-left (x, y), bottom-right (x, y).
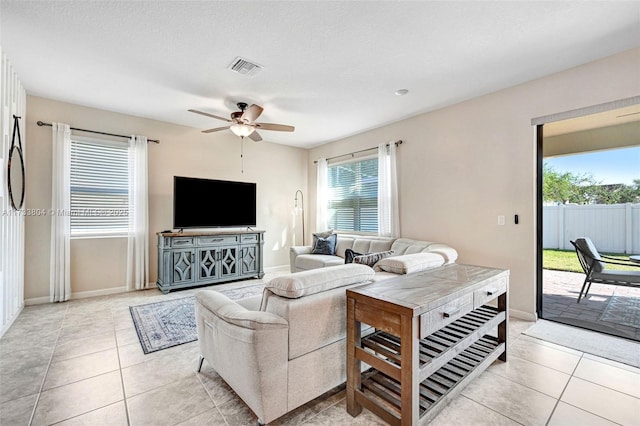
top-left (71, 286), bottom-right (128, 300)
top-left (264, 264), bottom-right (290, 274)
top-left (509, 308), bottom-right (538, 322)
top-left (24, 296), bottom-right (51, 306)
top-left (0, 304), bottom-right (24, 337)
top-left (24, 283), bottom-right (155, 306)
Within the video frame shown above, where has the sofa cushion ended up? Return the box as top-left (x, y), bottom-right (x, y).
top-left (311, 233), bottom-right (337, 255)
top-left (374, 252), bottom-right (445, 274)
top-left (353, 250), bottom-right (394, 267)
top-left (266, 263), bottom-right (374, 299)
top-left (390, 238), bottom-right (459, 263)
top-left (334, 235), bottom-right (394, 259)
top-left (295, 254), bottom-right (344, 271)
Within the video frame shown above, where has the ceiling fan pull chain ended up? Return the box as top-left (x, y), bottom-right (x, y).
top-left (241, 137), bottom-right (244, 173)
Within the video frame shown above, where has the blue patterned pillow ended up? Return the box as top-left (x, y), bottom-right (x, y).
top-left (311, 233), bottom-right (337, 255)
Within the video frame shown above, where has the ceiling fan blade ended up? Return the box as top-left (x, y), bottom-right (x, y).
top-left (202, 126), bottom-right (231, 133)
top-left (188, 109), bottom-right (232, 123)
top-left (248, 131), bottom-right (262, 142)
top-left (241, 104), bottom-right (264, 123)
top-left (255, 123), bottom-right (295, 132)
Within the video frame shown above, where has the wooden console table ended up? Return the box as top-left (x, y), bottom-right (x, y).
top-left (346, 264), bottom-right (509, 425)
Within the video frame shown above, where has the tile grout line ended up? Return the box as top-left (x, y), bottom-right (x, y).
top-left (543, 351), bottom-right (585, 426)
top-left (298, 394), bottom-right (350, 425)
top-left (27, 303), bottom-right (69, 426)
top-left (457, 394), bottom-right (526, 426)
top-left (195, 370), bottom-right (231, 426)
top-left (114, 306), bottom-right (132, 426)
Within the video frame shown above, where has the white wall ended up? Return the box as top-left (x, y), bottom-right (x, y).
top-left (24, 97), bottom-right (308, 302)
top-left (1, 49), bottom-right (27, 336)
top-left (308, 48), bottom-right (640, 320)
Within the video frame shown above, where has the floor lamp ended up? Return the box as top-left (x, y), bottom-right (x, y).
top-left (294, 190), bottom-right (305, 245)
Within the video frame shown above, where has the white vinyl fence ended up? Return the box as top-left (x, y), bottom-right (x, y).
top-left (543, 203), bottom-right (640, 254)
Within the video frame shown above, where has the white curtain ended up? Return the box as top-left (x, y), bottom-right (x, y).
top-left (378, 142), bottom-right (400, 237)
top-left (316, 158), bottom-right (328, 231)
top-left (126, 135), bottom-right (149, 290)
top-left (50, 123), bottom-right (72, 302)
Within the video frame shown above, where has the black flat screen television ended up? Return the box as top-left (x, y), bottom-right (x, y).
top-left (173, 176), bottom-right (256, 229)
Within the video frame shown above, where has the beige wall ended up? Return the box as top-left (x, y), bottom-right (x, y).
top-left (25, 97), bottom-right (308, 301)
top-left (544, 121), bottom-right (640, 157)
top-left (308, 48), bottom-right (640, 318)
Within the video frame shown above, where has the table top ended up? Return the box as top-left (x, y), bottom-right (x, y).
top-left (347, 263), bottom-right (509, 316)
top-left (158, 229), bottom-right (265, 237)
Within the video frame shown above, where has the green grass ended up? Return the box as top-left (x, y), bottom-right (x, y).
top-left (543, 249), bottom-right (639, 273)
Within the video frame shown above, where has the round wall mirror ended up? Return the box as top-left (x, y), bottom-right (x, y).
top-left (7, 145), bottom-right (25, 210)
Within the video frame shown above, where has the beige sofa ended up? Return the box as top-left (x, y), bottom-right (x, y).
top-left (195, 264), bottom-right (377, 425)
top-left (195, 235), bottom-right (458, 424)
top-left (290, 234), bottom-right (458, 272)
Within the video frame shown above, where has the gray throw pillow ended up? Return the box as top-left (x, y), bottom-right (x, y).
top-left (311, 233), bottom-right (337, 255)
top-left (311, 229), bottom-right (334, 250)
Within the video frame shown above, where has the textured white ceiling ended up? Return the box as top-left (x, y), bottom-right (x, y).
top-left (1, 1), bottom-right (639, 148)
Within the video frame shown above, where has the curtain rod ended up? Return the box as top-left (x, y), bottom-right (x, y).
top-left (36, 121), bottom-right (160, 144)
top-left (313, 140), bottom-right (403, 164)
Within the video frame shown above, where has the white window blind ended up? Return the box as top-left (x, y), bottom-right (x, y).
top-left (327, 157), bottom-right (378, 233)
top-left (70, 136), bottom-right (129, 237)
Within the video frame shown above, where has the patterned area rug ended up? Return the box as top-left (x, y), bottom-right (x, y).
top-left (130, 283), bottom-right (265, 354)
top-left (600, 295), bottom-right (640, 329)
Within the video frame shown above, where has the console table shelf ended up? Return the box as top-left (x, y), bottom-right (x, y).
top-left (346, 264), bottom-right (509, 425)
top-left (361, 305), bottom-right (505, 378)
top-left (359, 335), bottom-right (504, 421)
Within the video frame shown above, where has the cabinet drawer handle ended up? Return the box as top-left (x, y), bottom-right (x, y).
top-left (442, 308), bottom-right (460, 318)
top-left (210, 238), bottom-right (224, 242)
top-left (486, 288), bottom-right (498, 296)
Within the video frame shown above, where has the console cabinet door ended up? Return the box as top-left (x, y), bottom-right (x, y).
top-left (241, 245), bottom-right (259, 275)
top-left (171, 249), bottom-right (196, 285)
top-left (197, 248), bottom-right (219, 282)
top-left (218, 246), bottom-right (239, 279)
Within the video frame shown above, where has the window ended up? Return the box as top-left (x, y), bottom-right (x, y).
top-left (327, 157), bottom-right (378, 233)
top-left (70, 136), bottom-right (129, 237)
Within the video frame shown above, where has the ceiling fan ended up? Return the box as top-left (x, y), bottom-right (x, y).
top-left (188, 102), bottom-right (294, 141)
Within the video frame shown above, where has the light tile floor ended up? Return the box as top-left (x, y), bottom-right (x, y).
top-left (1, 276), bottom-right (639, 426)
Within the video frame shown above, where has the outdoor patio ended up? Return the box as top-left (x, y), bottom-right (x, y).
top-left (542, 269), bottom-right (640, 342)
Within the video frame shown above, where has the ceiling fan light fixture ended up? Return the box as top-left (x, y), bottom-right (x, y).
top-left (230, 123), bottom-right (254, 137)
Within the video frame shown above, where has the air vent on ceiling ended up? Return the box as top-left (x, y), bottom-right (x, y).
top-left (228, 56), bottom-right (263, 77)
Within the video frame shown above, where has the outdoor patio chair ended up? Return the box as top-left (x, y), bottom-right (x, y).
top-left (570, 238), bottom-right (640, 303)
